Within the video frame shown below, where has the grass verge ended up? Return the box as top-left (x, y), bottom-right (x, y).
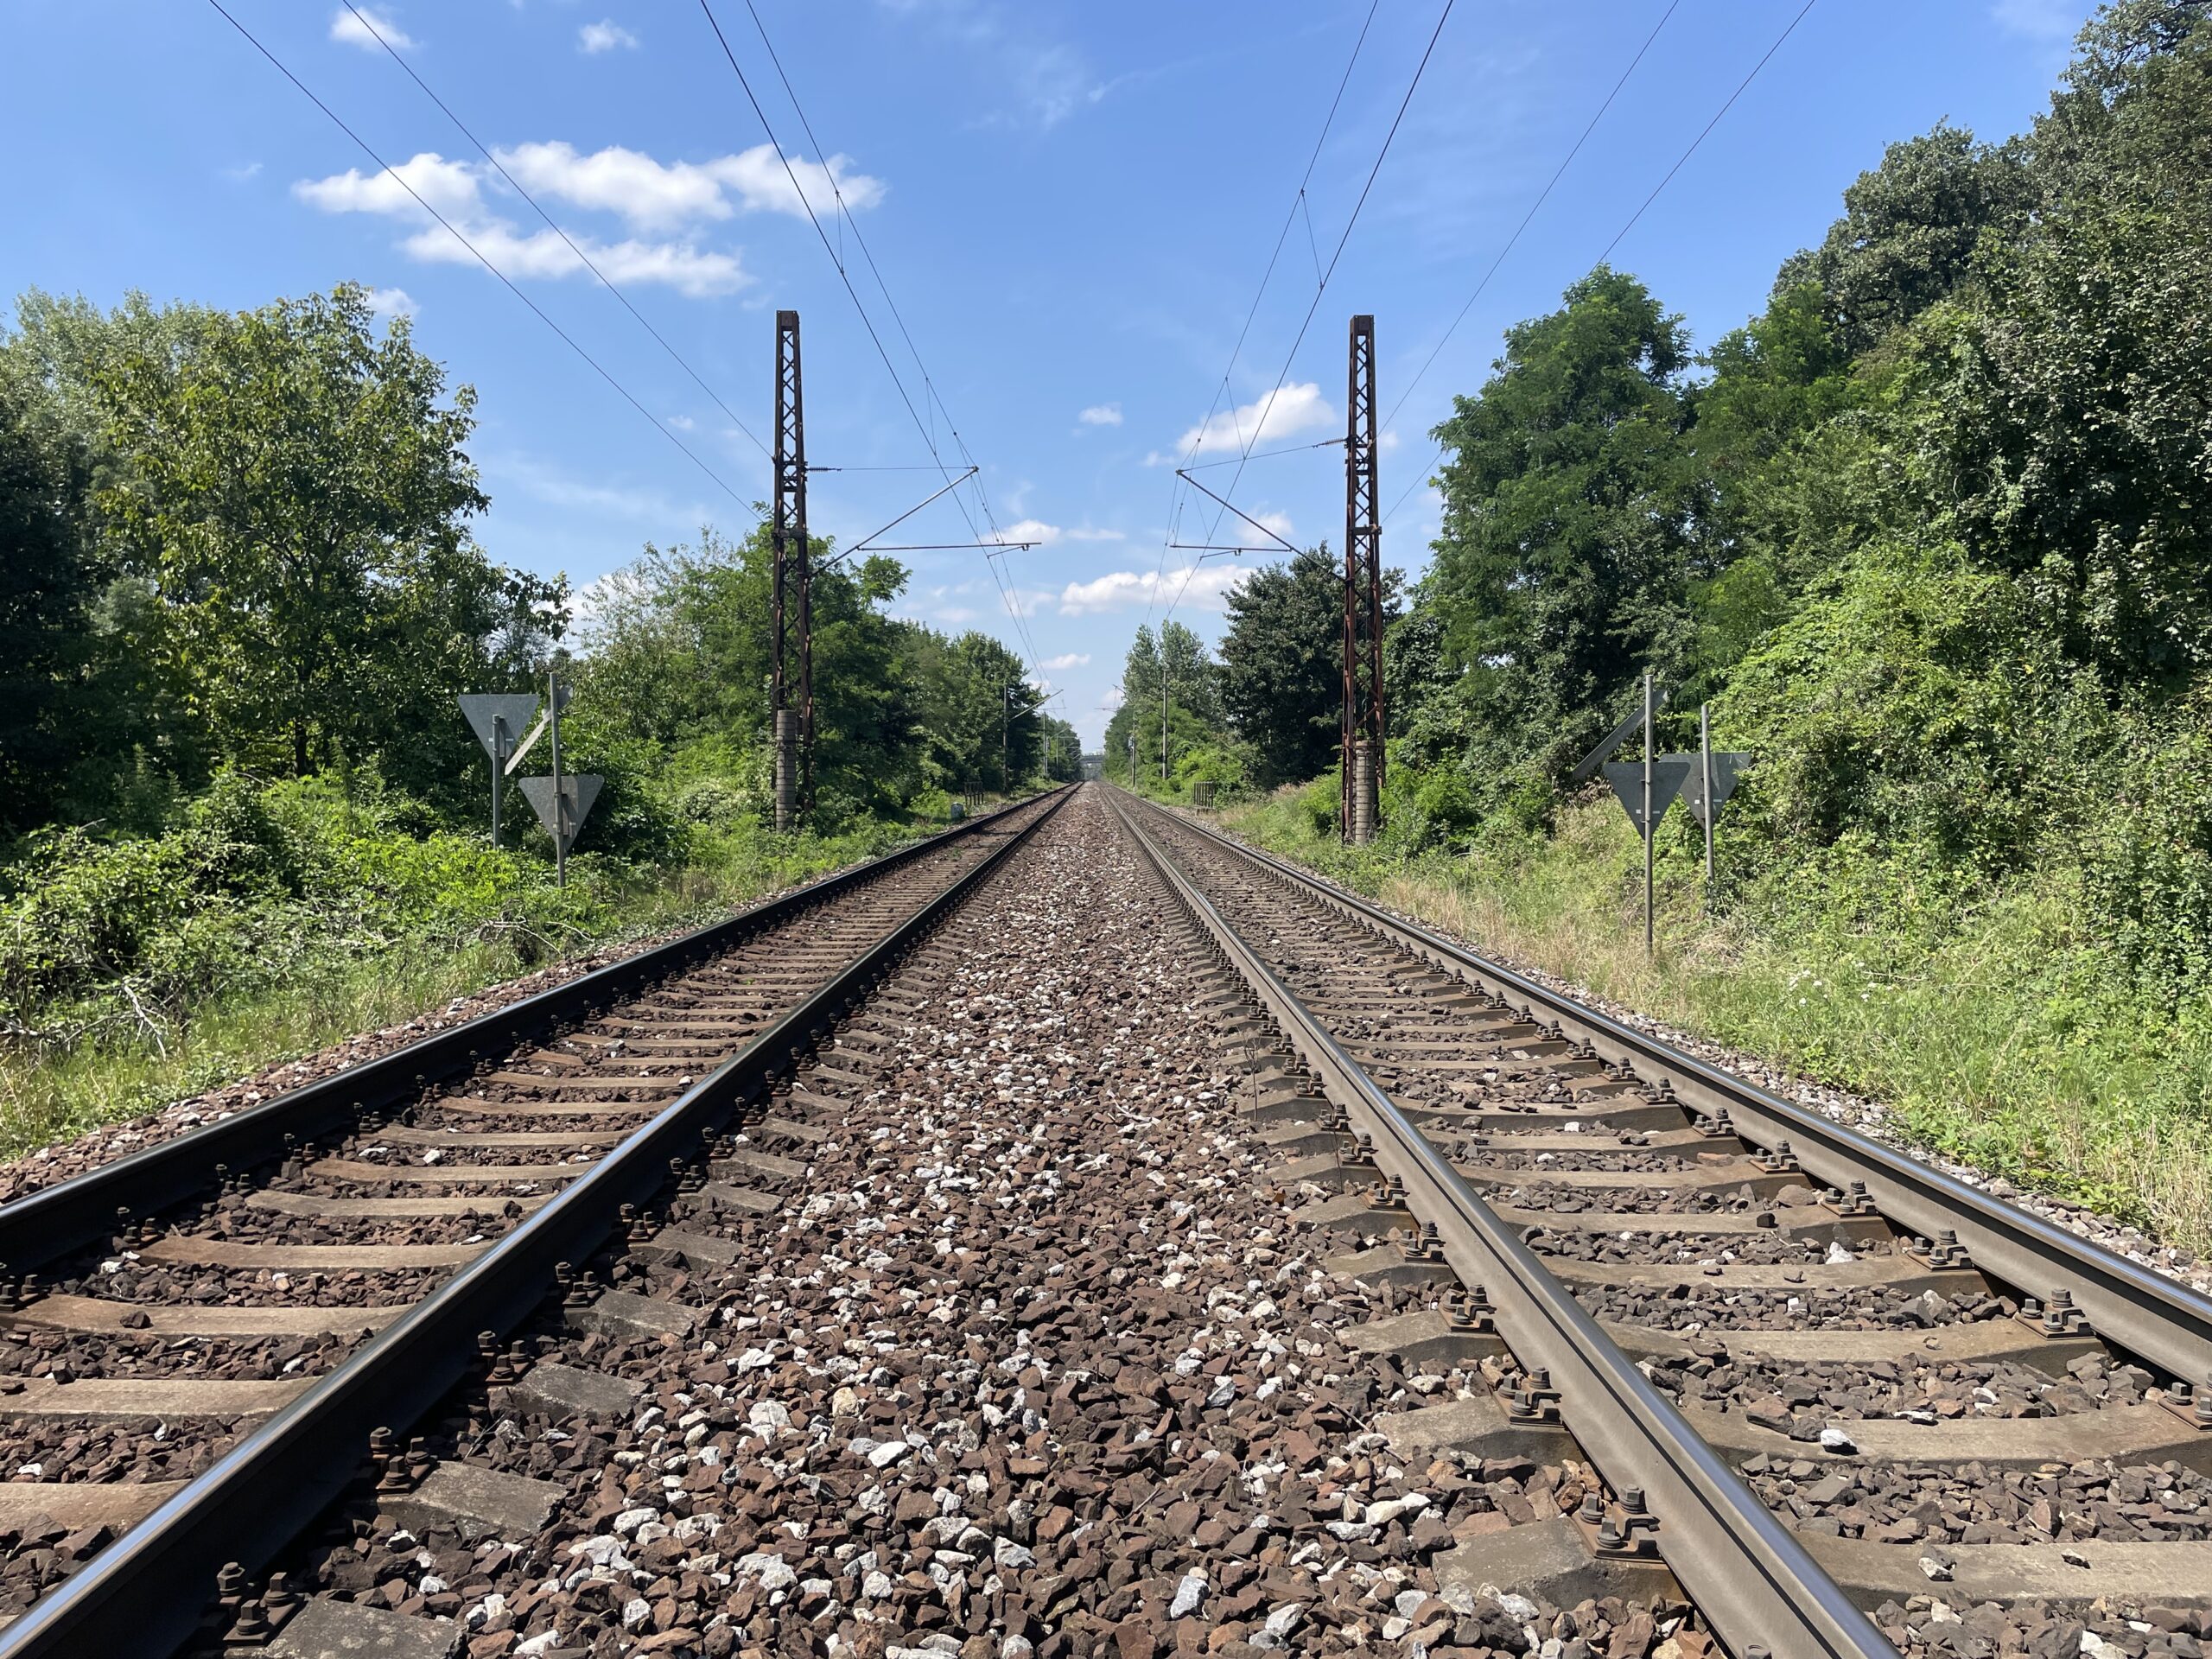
top-left (1215, 787), bottom-right (2212, 1255)
top-left (0, 817), bottom-right (930, 1162)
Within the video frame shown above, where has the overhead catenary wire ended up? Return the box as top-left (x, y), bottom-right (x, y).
top-left (1141, 0), bottom-right (1383, 632)
top-left (1378, 0), bottom-right (1685, 438)
top-left (736, 1), bottom-right (1001, 535)
top-left (204, 0), bottom-right (757, 515)
top-left (335, 0), bottom-right (772, 462)
top-left (697, 0), bottom-right (1066, 718)
top-left (1181, 437), bottom-right (1344, 471)
top-left (1170, 0), bottom-right (1456, 630)
top-left (1381, 0), bottom-right (1821, 532)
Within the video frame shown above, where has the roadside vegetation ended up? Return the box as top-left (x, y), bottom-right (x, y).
top-left (0, 286), bottom-right (1075, 1155)
top-left (1109, 2), bottom-right (2212, 1248)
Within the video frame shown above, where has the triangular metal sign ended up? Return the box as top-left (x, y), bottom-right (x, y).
top-left (1603, 757), bottom-right (1693, 836)
top-left (1680, 752), bottom-right (1752, 830)
top-left (1570, 687), bottom-right (1671, 784)
top-left (518, 774), bottom-right (602, 855)
top-left (457, 694), bottom-right (540, 761)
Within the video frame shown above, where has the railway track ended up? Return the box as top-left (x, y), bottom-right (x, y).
top-left (1106, 787), bottom-right (2212, 1659)
top-left (153, 787), bottom-right (1700, 1659)
top-left (0, 789), bottom-right (1067, 1657)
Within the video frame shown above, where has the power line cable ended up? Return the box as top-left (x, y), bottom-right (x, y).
top-left (205, 0), bottom-right (755, 513)
top-left (734, 2), bottom-right (1066, 709)
top-left (1143, 0), bottom-right (1382, 630)
top-left (1381, 0), bottom-right (1820, 532)
top-left (336, 0), bottom-right (772, 461)
top-left (697, 2), bottom-right (1065, 711)
top-left (1173, 0), bottom-right (1456, 626)
top-left (737, 0), bottom-right (1005, 540)
top-left (1378, 0), bottom-right (1682, 436)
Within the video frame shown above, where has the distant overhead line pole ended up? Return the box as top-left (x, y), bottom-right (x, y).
top-left (772, 309), bottom-right (811, 829)
top-left (1343, 314), bottom-right (1383, 844)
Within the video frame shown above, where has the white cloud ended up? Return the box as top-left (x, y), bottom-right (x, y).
top-left (406, 221), bottom-right (744, 297)
top-left (1990, 0), bottom-right (2078, 40)
top-left (1168, 382), bottom-right (1335, 461)
top-left (989, 518), bottom-right (1061, 547)
top-left (1058, 564), bottom-right (1248, 615)
top-left (1041, 652), bottom-right (1091, 670)
top-left (578, 19), bottom-right (639, 53)
top-left (1077, 403), bottom-right (1122, 427)
top-left (1065, 526), bottom-right (1125, 542)
top-left (666, 414), bottom-right (696, 431)
top-left (224, 161), bottom-right (263, 181)
top-left (296, 152), bottom-right (485, 219)
top-left (494, 141), bottom-right (884, 233)
top-left (364, 286), bottom-right (417, 321)
top-left (330, 5), bottom-right (415, 50)
top-left (294, 145), bottom-right (814, 298)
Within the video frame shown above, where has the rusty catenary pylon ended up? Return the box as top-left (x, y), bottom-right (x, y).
top-left (1341, 314), bottom-right (1384, 843)
top-left (771, 308), bottom-right (811, 829)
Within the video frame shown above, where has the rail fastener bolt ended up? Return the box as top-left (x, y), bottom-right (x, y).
top-left (2018, 1288), bottom-right (2092, 1338)
top-left (1403, 1220), bottom-right (1446, 1262)
top-left (1368, 1174), bottom-right (1410, 1212)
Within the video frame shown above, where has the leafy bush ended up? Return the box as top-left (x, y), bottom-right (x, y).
top-left (1294, 774), bottom-right (1338, 839)
top-left (1173, 743), bottom-right (1252, 799)
top-left (671, 777), bottom-right (750, 828)
top-left (0, 769), bottom-right (597, 1034)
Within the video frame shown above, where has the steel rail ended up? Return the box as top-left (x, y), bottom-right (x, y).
top-left (1138, 798), bottom-right (2212, 1388)
top-left (1108, 789), bottom-right (1896, 1659)
top-left (0, 787), bottom-right (1072, 1659)
top-left (0, 791), bottom-right (1057, 1274)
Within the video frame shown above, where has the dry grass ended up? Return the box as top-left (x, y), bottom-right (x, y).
top-left (1220, 789), bottom-right (2212, 1255)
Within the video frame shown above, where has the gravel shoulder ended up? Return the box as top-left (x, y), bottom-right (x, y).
top-left (1185, 808), bottom-right (2208, 1299)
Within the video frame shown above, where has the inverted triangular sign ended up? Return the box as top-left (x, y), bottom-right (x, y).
top-left (1603, 757), bottom-right (1693, 836)
top-left (518, 774), bottom-right (602, 855)
top-left (1680, 752), bottom-right (1752, 830)
top-left (457, 694), bottom-right (540, 761)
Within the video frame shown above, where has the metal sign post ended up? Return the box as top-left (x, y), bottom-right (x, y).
top-left (458, 693), bottom-right (539, 849)
top-left (549, 670), bottom-right (565, 887)
top-left (1643, 674), bottom-right (1654, 952)
top-left (1700, 704), bottom-right (1712, 884)
top-left (513, 672), bottom-right (601, 886)
top-left (1681, 704), bottom-right (1751, 892)
top-left (1587, 673), bottom-right (1694, 956)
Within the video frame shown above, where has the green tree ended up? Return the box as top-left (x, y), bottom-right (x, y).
top-left (88, 283), bottom-right (539, 782)
top-left (1778, 123), bottom-right (2032, 353)
top-left (0, 372), bottom-right (96, 829)
top-left (1908, 0), bottom-right (2212, 682)
top-left (1218, 545), bottom-right (1402, 787)
top-left (1104, 621), bottom-right (1235, 791)
top-left (1037, 715), bottom-right (1081, 783)
top-left (1421, 266), bottom-right (1703, 773)
top-left (578, 524), bottom-right (924, 822)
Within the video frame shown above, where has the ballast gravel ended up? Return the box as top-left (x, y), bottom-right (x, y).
top-left (258, 794), bottom-right (1686, 1659)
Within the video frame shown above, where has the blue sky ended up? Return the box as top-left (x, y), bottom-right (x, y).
top-left (7, 0), bottom-right (2090, 746)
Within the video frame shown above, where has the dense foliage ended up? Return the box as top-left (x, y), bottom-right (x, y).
top-left (1119, 4), bottom-right (2212, 1236)
top-left (1133, 1), bottom-right (2212, 969)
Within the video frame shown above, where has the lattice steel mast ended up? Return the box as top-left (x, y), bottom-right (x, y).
top-left (771, 309), bottom-right (811, 828)
top-left (1342, 313), bottom-right (1384, 843)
